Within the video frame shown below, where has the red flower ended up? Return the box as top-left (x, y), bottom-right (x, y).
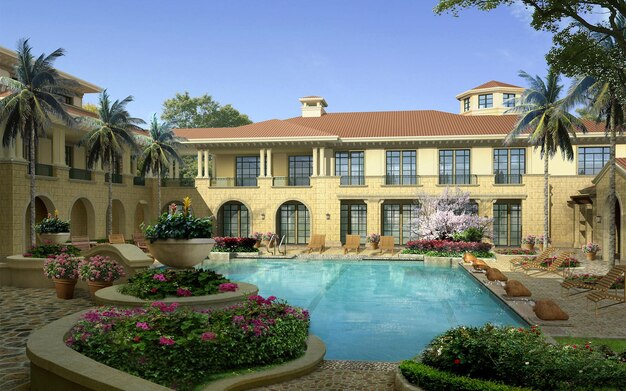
top-left (150, 287), bottom-right (158, 293)
top-left (454, 359), bottom-right (461, 365)
top-left (133, 336), bottom-right (141, 342)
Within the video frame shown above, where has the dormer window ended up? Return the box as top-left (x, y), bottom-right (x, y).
top-left (503, 93), bottom-right (516, 108)
top-left (478, 94), bottom-right (493, 109)
top-left (60, 95), bottom-right (73, 105)
top-left (463, 98), bottom-right (470, 112)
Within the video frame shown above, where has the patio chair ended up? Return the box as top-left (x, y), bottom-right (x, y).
top-left (561, 265), bottom-right (626, 297)
top-left (586, 288), bottom-right (626, 316)
top-left (510, 246), bottom-right (556, 271)
top-left (343, 235), bottom-right (360, 254)
top-left (108, 234), bottom-right (125, 244)
top-left (521, 251), bottom-right (574, 277)
top-left (379, 236), bottom-right (396, 256)
top-left (132, 232), bottom-right (149, 252)
top-left (71, 236), bottom-right (91, 252)
top-left (307, 234), bottom-right (326, 254)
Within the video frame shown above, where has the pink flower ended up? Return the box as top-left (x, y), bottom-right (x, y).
top-left (159, 336), bottom-right (175, 346)
top-left (176, 288), bottom-right (192, 297)
top-left (201, 332), bottom-right (216, 341)
top-left (152, 273), bottom-right (167, 282)
top-left (218, 283), bottom-right (238, 292)
top-left (135, 322), bottom-right (150, 330)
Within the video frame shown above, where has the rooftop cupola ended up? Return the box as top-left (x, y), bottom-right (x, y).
top-left (299, 96), bottom-right (327, 117)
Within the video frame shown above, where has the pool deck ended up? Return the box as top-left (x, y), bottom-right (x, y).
top-left (2, 249), bottom-right (624, 390)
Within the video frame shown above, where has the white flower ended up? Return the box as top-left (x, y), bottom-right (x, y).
top-left (525, 362), bottom-right (529, 365)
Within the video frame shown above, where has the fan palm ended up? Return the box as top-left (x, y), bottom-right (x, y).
top-left (78, 90), bottom-right (144, 236)
top-left (505, 69), bottom-right (587, 246)
top-left (137, 114), bottom-right (185, 215)
top-left (0, 39), bottom-right (75, 247)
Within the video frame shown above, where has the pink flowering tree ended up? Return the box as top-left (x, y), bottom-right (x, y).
top-left (411, 188), bottom-right (492, 241)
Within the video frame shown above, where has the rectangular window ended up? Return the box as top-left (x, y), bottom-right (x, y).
top-left (386, 150), bottom-right (416, 185)
top-left (503, 93), bottom-right (516, 108)
top-left (493, 202), bottom-right (522, 247)
top-left (478, 94), bottom-right (493, 109)
top-left (336, 151), bottom-right (364, 185)
top-left (494, 148), bottom-right (525, 184)
top-left (578, 146), bottom-right (610, 175)
top-left (463, 97), bottom-right (470, 112)
top-left (65, 146), bottom-right (74, 167)
top-left (288, 155), bottom-right (312, 186)
top-left (236, 156), bottom-right (260, 186)
top-left (382, 203), bottom-right (416, 245)
top-left (439, 149), bottom-right (470, 184)
top-left (340, 202), bottom-right (367, 243)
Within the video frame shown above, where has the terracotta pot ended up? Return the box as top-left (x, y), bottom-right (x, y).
top-left (38, 232), bottom-right (71, 245)
top-left (147, 238), bottom-right (216, 268)
top-left (536, 244), bottom-right (543, 252)
top-left (254, 240), bottom-right (261, 248)
top-left (586, 252), bottom-right (596, 261)
top-left (87, 280), bottom-right (113, 298)
top-left (521, 243), bottom-right (534, 251)
top-left (52, 278), bottom-right (77, 300)
top-left (370, 242), bottom-right (379, 250)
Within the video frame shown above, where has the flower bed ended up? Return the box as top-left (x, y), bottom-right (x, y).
top-left (414, 324), bottom-right (626, 390)
top-left (564, 274), bottom-right (625, 289)
top-left (494, 248), bottom-right (536, 256)
top-left (23, 243), bottom-right (80, 258)
top-left (211, 237), bottom-right (258, 253)
top-left (402, 240), bottom-right (493, 258)
top-left (119, 268), bottom-right (234, 299)
top-left (66, 296), bottom-right (310, 390)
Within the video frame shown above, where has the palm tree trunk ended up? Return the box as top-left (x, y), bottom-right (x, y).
top-left (107, 149), bottom-right (113, 237)
top-left (543, 140), bottom-right (550, 248)
top-left (157, 165), bottom-right (161, 218)
top-left (608, 102), bottom-right (617, 265)
top-left (29, 122), bottom-right (36, 248)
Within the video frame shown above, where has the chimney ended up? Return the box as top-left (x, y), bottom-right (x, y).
top-left (299, 96), bottom-right (327, 117)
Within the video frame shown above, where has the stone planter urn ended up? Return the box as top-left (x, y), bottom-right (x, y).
top-left (147, 238), bottom-right (216, 268)
top-left (38, 232), bottom-right (71, 245)
top-left (585, 252), bottom-right (597, 261)
top-left (52, 278), bottom-right (77, 300)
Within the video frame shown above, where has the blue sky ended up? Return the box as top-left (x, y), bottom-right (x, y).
top-left (1, 1), bottom-right (554, 123)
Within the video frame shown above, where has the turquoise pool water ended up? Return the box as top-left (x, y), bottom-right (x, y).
top-left (206, 259), bottom-right (526, 362)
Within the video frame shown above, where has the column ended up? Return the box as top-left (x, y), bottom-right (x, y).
top-left (330, 150), bottom-right (335, 176)
top-left (319, 147), bottom-right (326, 176)
top-left (52, 126), bottom-right (65, 166)
top-left (196, 150), bottom-right (202, 178)
top-left (312, 148), bottom-right (318, 177)
top-left (267, 149), bottom-right (272, 177)
top-left (204, 150), bottom-right (210, 178)
top-left (123, 150), bottom-right (131, 175)
top-left (259, 149), bottom-right (266, 177)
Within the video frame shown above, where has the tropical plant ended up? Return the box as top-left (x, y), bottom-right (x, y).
top-left (35, 210), bottom-right (70, 233)
top-left (136, 114), bottom-right (185, 214)
top-left (78, 90), bottom-right (143, 236)
top-left (505, 70), bottom-right (587, 246)
top-left (0, 39), bottom-right (75, 247)
top-left (143, 197), bottom-right (212, 242)
top-left (23, 243), bottom-right (80, 258)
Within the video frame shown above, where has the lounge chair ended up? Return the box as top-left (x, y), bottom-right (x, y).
top-left (587, 288), bottom-right (626, 316)
top-left (561, 265), bottom-right (626, 297)
top-left (343, 235), bottom-right (360, 254)
top-left (307, 234), bottom-right (325, 254)
top-left (71, 236), bottom-right (91, 252)
top-left (132, 232), bottom-right (149, 252)
top-left (510, 246), bottom-right (556, 271)
top-left (521, 251), bottom-right (574, 277)
top-left (108, 234), bottom-right (125, 244)
top-left (379, 236), bottom-right (395, 256)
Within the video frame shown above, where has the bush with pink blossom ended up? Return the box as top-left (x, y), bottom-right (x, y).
top-left (78, 255), bottom-right (125, 282)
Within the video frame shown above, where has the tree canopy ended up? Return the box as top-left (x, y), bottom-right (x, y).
top-left (161, 92), bottom-right (252, 129)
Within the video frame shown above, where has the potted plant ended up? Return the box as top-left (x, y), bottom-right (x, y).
top-left (582, 242), bottom-right (600, 261)
top-left (263, 232), bottom-right (276, 248)
top-left (143, 197), bottom-right (214, 268)
top-left (43, 253), bottom-right (80, 299)
top-left (36, 210), bottom-right (71, 244)
top-left (78, 255), bottom-right (126, 297)
top-left (251, 232), bottom-right (264, 248)
top-left (521, 235), bottom-right (535, 251)
top-left (535, 235), bottom-right (546, 251)
top-left (366, 233), bottom-right (381, 250)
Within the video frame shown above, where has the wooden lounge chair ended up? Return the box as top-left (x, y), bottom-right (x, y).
top-left (108, 234), bottom-right (125, 244)
top-left (343, 235), bottom-right (360, 254)
top-left (587, 288), bottom-right (626, 316)
top-left (71, 236), bottom-right (91, 252)
top-left (510, 246), bottom-right (556, 271)
top-left (132, 232), bottom-right (149, 252)
top-left (521, 251), bottom-right (574, 277)
top-left (562, 265), bottom-right (626, 297)
top-left (307, 234), bottom-right (325, 254)
top-left (379, 236), bottom-right (395, 256)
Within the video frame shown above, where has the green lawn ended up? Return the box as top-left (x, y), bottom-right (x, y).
top-left (554, 337), bottom-right (626, 352)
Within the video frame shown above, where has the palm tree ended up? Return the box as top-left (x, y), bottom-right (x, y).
top-left (78, 90), bottom-right (143, 236)
top-left (137, 114), bottom-right (185, 215)
top-left (0, 39), bottom-right (75, 247)
top-left (505, 69), bottom-right (587, 246)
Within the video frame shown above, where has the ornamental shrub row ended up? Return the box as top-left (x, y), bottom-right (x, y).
top-left (212, 237), bottom-right (258, 253)
top-left (119, 268), bottom-right (232, 299)
top-left (399, 361), bottom-right (530, 391)
top-left (403, 240), bottom-right (492, 257)
top-left (23, 243), bottom-right (81, 258)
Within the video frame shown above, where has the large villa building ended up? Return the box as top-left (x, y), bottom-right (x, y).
top-left (1, 45), bottom-right (626, 263)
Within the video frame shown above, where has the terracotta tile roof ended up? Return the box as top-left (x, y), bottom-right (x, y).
top-left (472, 80), bottom-right (523, 90)
top-left (175, 119), bottom-right (335, 140)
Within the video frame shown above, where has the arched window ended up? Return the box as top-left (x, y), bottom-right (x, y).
top-left (219, 201), bottom-right (250, 238)
top-left (277, 202), bottom-right (310, 244)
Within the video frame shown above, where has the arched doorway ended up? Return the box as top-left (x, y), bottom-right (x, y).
top-left (107, 200), bottom-right (126, 236)
top-left (70, 198), bottom-right (96, 238)
top-left (25, 196), bottom-right (55, 247)
top-left (218, 201), bottom-right (250, 237)
top-left (276, 201), bottom-right (310, 244)
top-left (134, 202), bottom-right (149, 233)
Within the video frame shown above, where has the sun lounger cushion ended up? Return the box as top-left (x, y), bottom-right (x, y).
top-left (533, 300), bottom-right (569, 321)
top-left (463, 252), bottom-right (477, 263)
top-left (504, 280), bottom-right (531, 297)
top-left (472, 259), bottom-right (490, 271)
top-left (486, 268), bottom-right (508, 282)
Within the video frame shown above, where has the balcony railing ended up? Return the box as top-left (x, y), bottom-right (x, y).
top-left (384, 174), bottom-right (420, 185)
top-left (133, 176), bottom-right (145, 186)
top-left (69, 168), bottom-right (92, 181)
top-left (494, 173), bottom-right (523, 185)
top-left (210, 177), bottom-right (257, 187)
top-left (340, 175), bottom-right (365, 186)
top-left (161, 178), bottom-right (195, 187)
top-left (104, 173), bottom-right (123, 184)
top-left (438, 174), bottom-right (478, 185)
top-left (28, 163), bottom-right (54, 177)
top-left (272, 176), bottom-right (311, 187)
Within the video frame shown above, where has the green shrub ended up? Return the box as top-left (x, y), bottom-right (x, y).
top-left (402, 249), bottom-right (495, 258)
top-left (35, 211), bottom-right (70, 233)
top-left (421, 324), bottom-right (626, 390)
top-left (143, 197), bottom-right (212, 242)
top-left (399, 361), bottom-right (530, 391)
top-left (23, 243), bottom-right (80, 258)
top-left (452, 227), bottom-right (484, 243)
top-left (119, 268), bottom-right (232, 299)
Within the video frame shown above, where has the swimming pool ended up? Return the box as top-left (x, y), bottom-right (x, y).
top-left (206, 259), bottom-right (526, 362)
